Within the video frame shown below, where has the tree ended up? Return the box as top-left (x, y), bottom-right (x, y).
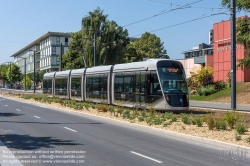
top-left (6, 63), bottom-right (22, 83)
top-left (27, 70), bottom-right (46, 86)
top-left (62, 7), bottom-right (130, 69)
top-left (124, 32), bottom-right (169, 63)
top-left (0, 64), bottom-right (9, 84)
top-left (21, 76), bottom-right (32, 89)
top-left (235, 18), bottom-right (250, 68)
top-left (221, 0), bottom-right (250, 12)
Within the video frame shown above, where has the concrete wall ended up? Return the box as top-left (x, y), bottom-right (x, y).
top-left (177, 58), bottom-right (201, 79)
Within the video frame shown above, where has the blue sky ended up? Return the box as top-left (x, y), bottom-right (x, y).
top-left (0, 0), bottom-right (247, 65)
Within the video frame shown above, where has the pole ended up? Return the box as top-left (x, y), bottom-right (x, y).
top-left (10, 63), bottom-right (12, 85)
top-left (231, 0), bottom-right (236, 110)
top-left (24, 59), bottom-right (26, 91)
top-left (82, 53), bottom-right (87, 67)
top-left (60, 43), bottom-right (63, 71)
top-left (94, 32), bottom-right (96, 67)
top-left (33, 51), bottom-right (36, 93)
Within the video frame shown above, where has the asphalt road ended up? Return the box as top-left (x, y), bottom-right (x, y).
top-left (0, 96), bottom-right (250, 166)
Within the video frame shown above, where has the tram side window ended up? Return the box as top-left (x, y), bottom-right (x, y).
top-left (149, 71), bottom-right (161, 95)
top-left (86, 75), bottom-right (93, 98)
top-left (71, 77), bottom-right (81, 97)
top-left (55, 77), bottom-right (67, 95)
top-left (114, 73), bottom-right (123, 93)
top-left (43, 79), bottom-right (52, 94)
top-left (123, 72), bottom-right (133, 93)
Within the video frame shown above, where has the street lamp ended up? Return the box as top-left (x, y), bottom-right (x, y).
top-left (28, 50), bottom-right (36, 93)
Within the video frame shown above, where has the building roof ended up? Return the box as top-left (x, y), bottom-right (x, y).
top-left (11, 31), bottom-right (72, 57)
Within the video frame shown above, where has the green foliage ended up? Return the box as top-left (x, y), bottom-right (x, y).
top-left (197, 85), bottom-right (216, 96)
top-left (246, 137), bottom-right (250, 143)
top-left (181, 114), bottom-right (191, 125)
top-left (215, 118), bottom-right (227, 130)
top-left (108, 105), bottom-right (115, 114)
top-left (223, 110), bottom-right (242, 129)
top-left (124, 32), bottom-right (169, 63)
top-left (21, 76), bottom-right (32, 90)
top-left (235, 135), bottom-right (242, 141)
top-left (63, 7), bottom-right (130, 69)
top-left (235, 123), bottom-right (248, 135)
top-left (122, 110), bottom-right (130, 119)
top-left (203, 114), bottom-right (216, 130)
top-left (188, 66), bottom-right (213, 90)
top-left (222, 0), bottom-right (250, 12)
top-left (5, 63), bottom-right (22, 83)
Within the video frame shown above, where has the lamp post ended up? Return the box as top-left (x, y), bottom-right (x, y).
top-left (29, 50), bottom-right (36, 93)
top-left (60, 43), bottom-right (63, 71)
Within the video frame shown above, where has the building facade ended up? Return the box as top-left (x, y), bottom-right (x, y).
top-left (213, 18), bottom-right (250, 82)
top-left (179, 16), bottom-right (250, 82)
top-left (179, 43), bottom-right (213, 78)
top-left (11, 32), bottom-right (72, 74)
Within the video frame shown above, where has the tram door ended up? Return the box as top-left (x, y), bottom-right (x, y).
top-left (146, 71), bottom-right (163, 104)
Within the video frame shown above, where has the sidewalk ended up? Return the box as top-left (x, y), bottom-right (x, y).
top-left (190, 100), bottom-right (250, 112)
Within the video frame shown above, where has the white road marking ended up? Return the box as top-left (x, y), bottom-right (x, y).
top-left (130, 151), bottom-right (163, 164)
top-left (16, 109), bottom-right (20, 111)
top-left (64, 127), bottom-right (77, 132)
top-left (34, 116), bottom-right (40, 119)
top-left (4, 105), bottom-right (8, 106)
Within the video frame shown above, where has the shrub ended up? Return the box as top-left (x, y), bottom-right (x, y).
top-left (193, 117), bottom-right (203, 127)
top-left (246, 137), bottom-right (250, 143)
top-left (235, 123), bottom-right (248, 135)
top-left (98, 104), bottom-right (108, 112)
top-left (122, 110), bottom-right (130, 119)
top-left (235, 135), bottom-right (242, 141)
top-left (223, 110), bottom-right (242, 129)
top-left (117, 108), bottom-right (124, 116)
top-left (203, 114), bottom-right (216, 130)
top-left (58, 98), bottom-right (64, 105)
top-left (181, 114), bottom-right (191, 125)
top-left (108, 106), bottom-right (115, 115)
top-left (138, 116), bottom-right (144, 122)
top-left (215, 118), bottom-right (227, 130)
top-left (190, 90), bottom-right (197, 96)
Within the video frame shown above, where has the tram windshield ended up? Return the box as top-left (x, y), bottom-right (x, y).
top-left (157, 66), bottom-right (188, 94)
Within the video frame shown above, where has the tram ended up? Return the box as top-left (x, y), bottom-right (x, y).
top-left (43, 59), bottom-right (189, 111)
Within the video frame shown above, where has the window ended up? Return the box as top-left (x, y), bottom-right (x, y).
top-left (71, 77), bottom-right (81, 97)
top-left (56, 37), bottom-right (60, 45)
top-left (55, 77), bottom-right (67, 96)
top-left (65, 38), bottom-right (68, 46)
top-left (52, 47), bottom-right (56, 55)
top-left (43, 79), bottom-right (52, 95)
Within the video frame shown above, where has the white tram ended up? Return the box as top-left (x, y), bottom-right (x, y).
top-left (43, 59), bottom-right (189, 111)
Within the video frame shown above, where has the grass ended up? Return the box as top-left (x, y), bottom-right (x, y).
top-left (190, 83), bottom-right (250, 104)
top-left (190, 87), bottom-right (231, 101)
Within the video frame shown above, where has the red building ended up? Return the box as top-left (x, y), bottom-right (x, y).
top-left (213, 17), bottom-right (250, 82)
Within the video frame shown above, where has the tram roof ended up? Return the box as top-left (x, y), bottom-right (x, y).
top-left (86, 65), bottom-right (112, 74)
top-left (113, 59), bottom-right (170, 72)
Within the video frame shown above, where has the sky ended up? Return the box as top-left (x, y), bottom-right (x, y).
top-left (0, 0), bottom-right (248, 65)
